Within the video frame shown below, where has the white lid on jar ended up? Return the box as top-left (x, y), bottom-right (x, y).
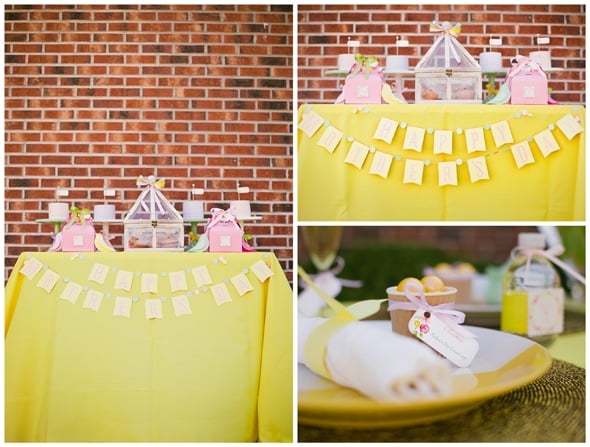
top-left (518, 232), bottom-right (546, 249)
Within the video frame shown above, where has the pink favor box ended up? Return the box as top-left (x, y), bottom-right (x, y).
top-left (344, 68), bottom-right (384, 104)
top-left (62, 223), bottom-right (96, 252)
top-left (208, 220), bottom-right (243, 252)
top-left (510, 71), bottom-right (548, 104)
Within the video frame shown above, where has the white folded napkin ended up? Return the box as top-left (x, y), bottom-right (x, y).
top-left (298, 315), bottom-right (452, 401)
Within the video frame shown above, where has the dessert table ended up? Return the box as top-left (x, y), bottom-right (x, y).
top-left (298, 104), bottom-right (585, 221)
top-left (5, 251), bottom-right (292, 442)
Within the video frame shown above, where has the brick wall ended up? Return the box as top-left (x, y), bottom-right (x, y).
top-left (298, 4), bottom-right (585, 105)
top-left (5, 4), bottom-right (294, 281)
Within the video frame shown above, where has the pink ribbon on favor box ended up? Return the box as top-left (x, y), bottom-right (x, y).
top-left (387, 282), bottom-right (476, 338)
top-left (511, 243), bottom-right (586, 285)
top-left (205, 208), bottom-right (240, 232)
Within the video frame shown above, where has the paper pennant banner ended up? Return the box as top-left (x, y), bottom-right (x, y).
top-left (373, 117), bottom-right (399, 144)
top-left (114, 297), bottom-right (132, 318)
top-left (556, 114), bottom-right (583, 140)
top-left (534, 129), bottom-right (560, 158)
top-left (490, 120), bottom-right (514, 147)
top-left (298, 111), bottom-right (324, 137)
top-left (438, 161), bottom-right (458, 186)
top-left (88, 263), bottom-right (109, 285)
top-left (60, 281), bottom-right (83, 304)
top-left (211, 283), bottom-right (232, 306)
top-left (511, 141), bottom-right (535, 168)
top-left (37, 269), bottom-right (60, 293)
top-left (403, 159), bottom-right (424, 185)
top-left (344, 141), bottom-right (370, 168)
top-left (20, 257), bottom-right (44, 280)
top-left (433, 130), bottom-right (453, 154)
top-left (251, 260), bottom-right (274, 283)
top-left (369, 151), bottom-right (393, 178)
top-left (467, 156), bottom-right (490, 183)
top-left (231, 272), bottom-right (254, 296)
top-left (18, 255), bottom-right (277, 321)
top-left (171, 295), bottom-right (192, 316)
top-left (192, 265), bottom-right (213, 287)
top-left (465, 127), bottom-right (486, 153)
top-left (317, 126), bottom-right (343, 153)
top-left (82, 289), bottom-right (104, 312)
top-left (403, 126), bottom-right (425, 152)
top-left (145, 299), bottom-right (163, 319)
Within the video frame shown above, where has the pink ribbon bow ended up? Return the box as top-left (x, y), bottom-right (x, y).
top-left (388, 282), bottom-right (475, 338)
top-left (511, 244), bottom-right (586, 285)
top-left (205, 208), bottom-right (239, 232)
top-left (429, 21), bottom-right (463, 65)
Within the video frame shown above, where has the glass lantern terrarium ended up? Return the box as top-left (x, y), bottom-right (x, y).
top-left (123, 175), bottom-right (184, 251)
top-left (415, 22), bottom-right (482, 104)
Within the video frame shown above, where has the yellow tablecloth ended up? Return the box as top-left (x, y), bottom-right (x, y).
top-left (5, 252), bottom-right (292, 442)
top-left (298, 104), bottom-right (585, 221)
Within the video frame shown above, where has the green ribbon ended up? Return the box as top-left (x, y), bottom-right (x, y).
top-left (350, 54), bottom-right (380, 79)
top-left (65, 206), bottom-right (91, 229)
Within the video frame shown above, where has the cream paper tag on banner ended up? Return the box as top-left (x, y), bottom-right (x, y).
top-left (556, 113), bottom-right (583, 140)
top-left (373, 117), bottom-right (399, 144)
top-left (114, 270), bottom-right (134, 292)
top-left (490, 120), bottom-right (513, 147)
top-left (20, 257), bottom-right (44, 280)
top-left (298, 111), bottom-right (324, 137)
top-left (344, 141), bottom-right (369, 169)
top-left (403, 159), bottom-right (424, 185)
top-left (141, 273), bottom-right (158, 294)
top-left (465, 127), bottom-right (486, 153)
top-left (88, 263), bottom-right (110, 285)
top-left (113, 297), bottom-right (132, 318)
top-left (534, 129), bottom-right (560, 157)
top-left (317, 126), bottom-right (343, 153)
top-left (59, 281), bottom-right (83, 304)
top-left (511, 141), bottom-right (535, 169)
top-left (145, 299), bottom-right (163, 319)
top-left (231, 273), bottom-right (254, 296)
top-left (83, 289), bottom-right (104, 312)
top-left (251, 260), bottom-right (274, 283)
top-left (402, 126), bottom-right (425, 152)
top-left (408, 309), bottom-right (479, 368)
top-left (37, 269), bottom-right (60, 293)
top-left (169, 271), bottom-right (188, 292)
top-left (467, 156), bottom-right (490, 183)
top-left (433, 130), bottom-right (453, 154)
top-left (211, 283), bottom-right (232, 306)
top-left (369, 151), bottom-right (393, 179)
top-left (172, 295), bottom-right (192, 316)
top-left (192, 266), bottom-right (213, 287)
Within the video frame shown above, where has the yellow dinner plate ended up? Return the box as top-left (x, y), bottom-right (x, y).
top-left (298, 322), bottom-right (552, 428)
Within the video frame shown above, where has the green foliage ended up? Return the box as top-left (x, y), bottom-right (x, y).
top-left (300, 243), bottom-right (490, 302)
